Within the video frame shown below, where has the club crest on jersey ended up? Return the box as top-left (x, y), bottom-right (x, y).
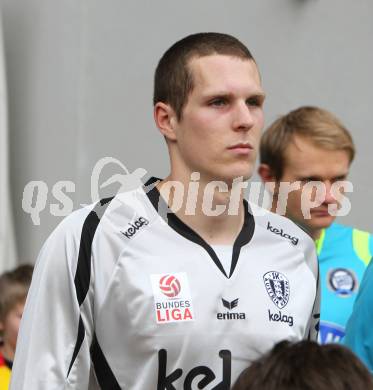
top-left (150, 273), bottom-right (194, 324)
top-left (263, 271), bottom-right (290, 309)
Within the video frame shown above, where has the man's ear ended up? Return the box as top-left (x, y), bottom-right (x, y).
top-left (258, 163), bottom-right (276, 184)
top-left (154, 102), bottom-right (178, 142)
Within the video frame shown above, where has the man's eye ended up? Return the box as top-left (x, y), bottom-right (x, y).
top-left (300, 178), bottom-right (321, 185)
top-left (209, 99), bottom-right (227, 107)
top-left (246, 98), bottom-right (261, 107)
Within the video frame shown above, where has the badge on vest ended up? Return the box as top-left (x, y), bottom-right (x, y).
top-left (327, 268), bottom-right (357, 296)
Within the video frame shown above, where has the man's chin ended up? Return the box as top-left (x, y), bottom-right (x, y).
top-left (213, 170), bottom-right (252, 184)
top-left (307, 215), bottom-right (336, 231)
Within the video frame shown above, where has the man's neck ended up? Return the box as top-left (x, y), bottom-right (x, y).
top-left (157, 174), bottom-right (246, 245)
top-left (312, 229), bottom-right (323, 241)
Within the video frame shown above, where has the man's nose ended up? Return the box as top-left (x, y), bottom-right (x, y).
top-left (323, 182), bottom-right (337, 204)
top-left (232, 101), bottom-right (254, 131)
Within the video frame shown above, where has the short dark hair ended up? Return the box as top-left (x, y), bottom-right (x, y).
top-left (260, 106), bottom-right (355, 181)
top-left (232, 340), bottom-right (373, 390)
top-left (153, 32), bottom-right (255, 120)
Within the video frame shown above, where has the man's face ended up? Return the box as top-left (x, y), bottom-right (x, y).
top-left (0, 302), bottom-right (25, 356)
top-left (172, 54), bottom-right (265, 183)
top-left (277, 135), bottom-right (350, 235)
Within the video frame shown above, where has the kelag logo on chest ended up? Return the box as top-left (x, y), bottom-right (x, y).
top-left (150, 273), bottom-right (195, 324)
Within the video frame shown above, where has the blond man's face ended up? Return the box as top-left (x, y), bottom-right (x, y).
top-left (276, 136), bottom-right (350, 235)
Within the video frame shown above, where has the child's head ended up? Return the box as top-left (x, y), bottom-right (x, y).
top-left (232, 340), bottom-right (373, 390)
top-left (0, 264), bottom-right (33, 358)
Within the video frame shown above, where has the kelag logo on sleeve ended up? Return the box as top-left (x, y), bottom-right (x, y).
top-left (150, 273), bottom-right (194, 324)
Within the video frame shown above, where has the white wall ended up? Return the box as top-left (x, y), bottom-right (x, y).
top-left (1, 0), bottom-right (372, 262)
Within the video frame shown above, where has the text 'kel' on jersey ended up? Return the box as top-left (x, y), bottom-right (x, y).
top-left (158, 349), bottom-right (232, 389)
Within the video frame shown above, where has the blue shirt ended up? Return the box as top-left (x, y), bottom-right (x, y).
top-left (316, 223), bottom-right (373, 344)
top-left (344, 258), bottom-right (373, 372)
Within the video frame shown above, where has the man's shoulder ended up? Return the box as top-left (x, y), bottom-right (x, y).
top-left (55, 189), bottom-right (147, 230)
top-left (249, 202), bottom-right (314, 249)
top-left (328, 222), bottom-right (373, 237)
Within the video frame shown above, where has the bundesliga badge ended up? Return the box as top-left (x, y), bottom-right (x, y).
top-left (150, 273), bottom-right (195, 324)
top-left (263, 271), bottom-right (290, 309)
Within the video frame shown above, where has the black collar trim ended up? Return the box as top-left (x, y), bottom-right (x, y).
top-left (144, 177), bottom-right (255, 278)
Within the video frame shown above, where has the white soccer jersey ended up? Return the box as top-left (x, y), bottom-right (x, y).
top-left (11, 178), bottom-right (320, 390)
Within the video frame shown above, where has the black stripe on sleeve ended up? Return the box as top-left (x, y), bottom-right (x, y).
top-left (90, 333), bottom-right (121, 390)
top-left (75, 197), bottom-right (114, 305)
top-left (67, 316), bottom-right (85, 377)
top-left (66, 197), bottom-right (114, 379)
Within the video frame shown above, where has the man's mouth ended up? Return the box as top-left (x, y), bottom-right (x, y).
top-left (310, 208), bottom-right (332, 217)
top-left (227, 142), bottom-right (253, 154)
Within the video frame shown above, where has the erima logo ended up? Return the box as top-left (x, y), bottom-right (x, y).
top-left (267, 221), bottom-right (299, 245)
top-left (121, 216), bottom-right (149, 238)
top-left (268, 309), bottom-right (294, 327)
top-left (217, 298), bottom-right (246, 320)
top-left (158, 349), bottom-right (231, 389)
top-left (222, 298), bottom-right (238, 310)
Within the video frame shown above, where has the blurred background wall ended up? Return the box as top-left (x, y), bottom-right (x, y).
top-left (0, 0), bottom-right (372, 264)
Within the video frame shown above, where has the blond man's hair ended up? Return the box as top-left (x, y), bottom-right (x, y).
top-left (260, 106), bottom-right (355, 180)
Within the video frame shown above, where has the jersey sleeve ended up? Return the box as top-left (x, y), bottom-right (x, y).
top-left (303, 238), bottom-right (321, 342)
top-left (343, 259), bottom-right (373, 373)
top-left (10, 207), bottom-right (95, 390)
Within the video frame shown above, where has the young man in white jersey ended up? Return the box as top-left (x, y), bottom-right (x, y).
top-left (11, 33), bottom-right (319, 389)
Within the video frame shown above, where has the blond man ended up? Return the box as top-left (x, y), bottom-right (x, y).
top-left (259, 106), bottom-right (373, 344)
